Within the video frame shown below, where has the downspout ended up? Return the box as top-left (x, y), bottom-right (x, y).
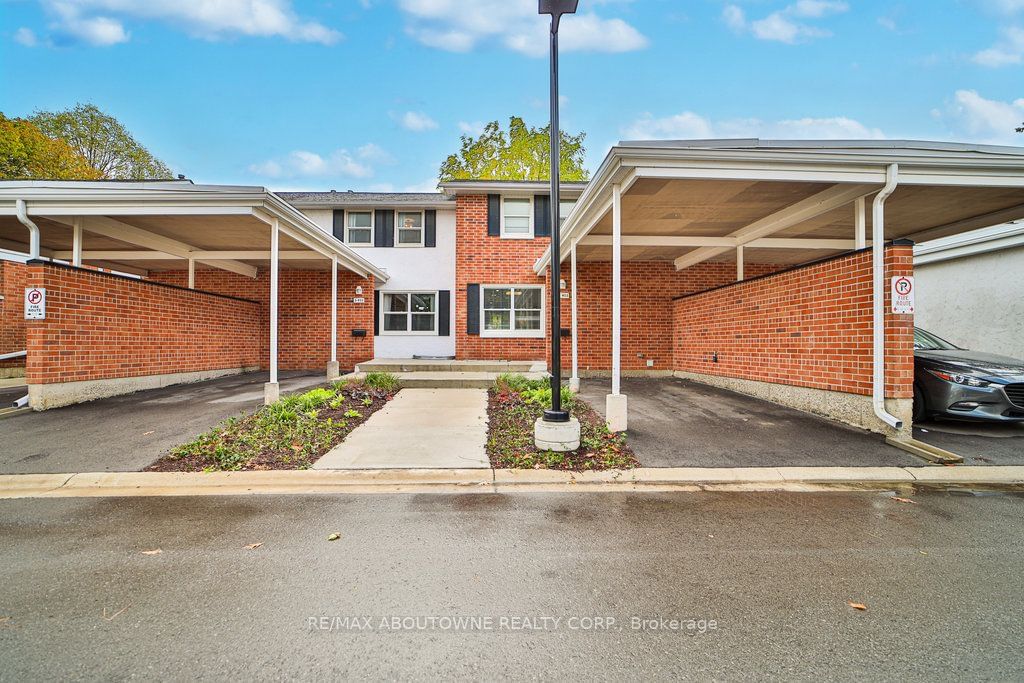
top-left (872, 164), bottom-right (902, 431)
top-left (15, 199), bottom-right (41, 259)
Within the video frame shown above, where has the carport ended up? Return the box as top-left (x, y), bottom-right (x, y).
top-left (536, 140), bottom-right (1024, 437)
top-left (0, 180), bottom-right (388, 410)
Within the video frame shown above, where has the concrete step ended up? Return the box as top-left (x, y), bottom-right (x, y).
top-left (347, 371), bottom-right (549, 389)
top-left (355, 359), bottom-right (546, 375)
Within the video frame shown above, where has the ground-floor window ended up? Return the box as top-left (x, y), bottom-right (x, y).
top-left (382, 292), bottom-right (437, 334)
top-left (481, 285), bottom-right (543, 338)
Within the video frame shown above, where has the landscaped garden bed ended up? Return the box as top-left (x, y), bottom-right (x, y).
top-left (486, 374), bottom-right (638, 471)
top-left (147, 373), bottom-right (401, 472)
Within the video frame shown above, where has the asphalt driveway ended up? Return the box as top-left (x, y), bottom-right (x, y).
top-left (914, 419), bottom-right (1024, 466)
top-left (0, 371), bottom-right (326, 474)
top-left (579, 377), bottom-right (922, 468)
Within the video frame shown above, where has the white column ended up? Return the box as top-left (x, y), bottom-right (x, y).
top-left (327, 255), bottom-right (340, 380)
top-left (265, 218), bottom-right (280, 404)
top-left (855, 196), bottom-right (866, 250)
top-left (187, 258), bottom-right (195, 289)
top-left (72, 217), bottom-right (83, 267)
top-left (606, 183), bottom-right (627, 432)
top-left (569, 238), bottom-right (579, 392)
top-left (736, 245), bottom-right (744, 281)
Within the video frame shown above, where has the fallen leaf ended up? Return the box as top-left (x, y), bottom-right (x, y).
top-left (140, 548), bottom-right (162, 555)
top-left (142, 431), bottom-right (155, 436)
top-left (245, 542), bottom-right (263, 550)
top-left (892, 497), bottom-right (918, 504)
top-left (920, 551), bottom-right (928, 555)
top-left (327, 533), bottom-right (341, 541)
top-left (847, 601), bottom-right (868, 611)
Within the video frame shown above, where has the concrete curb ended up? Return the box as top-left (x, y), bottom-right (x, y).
top-left (1, 466), bottom-right (1023, 499)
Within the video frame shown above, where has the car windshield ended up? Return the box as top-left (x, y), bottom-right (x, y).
top-left (914, 328), bottom-right (960, 351)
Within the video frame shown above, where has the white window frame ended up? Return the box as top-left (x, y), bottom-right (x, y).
top-left (480, 284), bottom-right (545, 339)
top-left (395, 210), bottom-right (425, 248)
top-left (346, 210), bottom-right (374, 247)
top-left (559, 198), bottom-right (577, 228)
top-left (379, 290), bottom-right (439, 336)
top-left (500, 196), bottom-right (534, 240)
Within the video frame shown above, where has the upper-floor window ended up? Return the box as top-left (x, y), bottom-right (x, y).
top-left (501, 197), bottom-right (533, 239)
top-left (397, 211), bottom-right (424, 247)
top-left (559, 199), bottom-right (576, 227)
top-left (347, 211), bottom-right (373, 245)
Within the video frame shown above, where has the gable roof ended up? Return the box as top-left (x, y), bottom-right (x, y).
top-left (277, 191), bottom-right (452, 208)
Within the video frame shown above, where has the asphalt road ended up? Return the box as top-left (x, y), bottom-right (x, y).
top-left (1, 490), bottom-right (1022, 680)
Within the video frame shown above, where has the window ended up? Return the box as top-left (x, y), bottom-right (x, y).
top-left (481, 285), bottom-right (543, 337)
top-left (346, 211), bottom-right (372, 245)
top-left (559, 199), bottom-right (576, 227)
top-left (501, 197), bottom-right (532, 238)
top-left (396, 211), bottom-right (424, 246)
top-left (381, 292), bottom-right (436, 334)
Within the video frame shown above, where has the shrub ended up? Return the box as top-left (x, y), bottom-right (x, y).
top-left (364, 372), bottom-right (401, 392)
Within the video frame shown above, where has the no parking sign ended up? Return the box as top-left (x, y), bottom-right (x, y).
top-left (890, 276), bottom-right (914, 314)
top-left (24, 287), bottom-right (46, 319)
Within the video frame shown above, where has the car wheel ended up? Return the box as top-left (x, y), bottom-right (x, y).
top-left (913, 384), bottom-right (926, 423)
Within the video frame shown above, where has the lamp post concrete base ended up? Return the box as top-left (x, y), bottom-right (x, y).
top-left (605, 393), bottom-right (628, 432)
top-left (264, 382), bottom-right (280, 405)
top-left (534, 416), bottom-right (581, 452)
top-left (569, 377), bottom-right (580, 392)
top-left (326, 361), bottom-right (341, 381)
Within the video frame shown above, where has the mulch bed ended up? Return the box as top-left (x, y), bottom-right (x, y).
top-left (147, 384), bottom-right (397, 472)
top-left (486, 387), bottom-right (638, 471)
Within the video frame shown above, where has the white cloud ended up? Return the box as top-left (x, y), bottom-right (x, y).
top-left (397, 111), bottom-right (439, 132)
top-left (14, 27), bottom-right (39, 46)
top-left (398, 0), bottom-right (647, 56)
top-left (980, 0), bottom-right (1024, 14)
top-left (972, 26), bottom-right (1024, 66)
top-left (624, 111), bottom-right (884, 141)
top-left (458, 121), bottom-right (487, 136)
top-left (37, 0), bottom-right (340, 46)
top-left (248, 144), bottom-right (390, 179)
top-left (945, 89), bottom-right (1024, 144)
top-left (723, 1), bottom-right (847, 44)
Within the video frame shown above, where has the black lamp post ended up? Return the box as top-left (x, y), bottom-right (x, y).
top-left (540, 0), bottom-right (577, 424)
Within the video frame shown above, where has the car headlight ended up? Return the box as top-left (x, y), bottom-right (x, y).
top-left (926, 368), bottom-right (992, 388)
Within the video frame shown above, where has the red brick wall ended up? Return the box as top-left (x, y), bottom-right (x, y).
top-left (671, 246), bottom-right (915, 398)
top-left (25, 262), bottom-right (261, 385)
top-left (151, 268), bottom-right (374, 371)
top-left (0, 260), bottom-right (27, 370)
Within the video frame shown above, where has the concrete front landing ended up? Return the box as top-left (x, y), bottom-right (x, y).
top-left (314, 389), bottom-right (491, 469)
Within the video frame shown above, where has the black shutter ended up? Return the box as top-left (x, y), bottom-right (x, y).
top-left (424, 210), bottom-right (437, 248)
top-left (374, 209), bottom-right (395, 247)
top-left (438, 290), bottom-right (450, 336)
top-left (466, 284), bottom-right (480, 335)
top-left (332, 209), bottom-right (345, 240)
top-left (534, 194), bottom-right (550, 237)
top-left (373, 290), bottom-right (380, 336)
top-left (487, 194), bottom-right (500, 236)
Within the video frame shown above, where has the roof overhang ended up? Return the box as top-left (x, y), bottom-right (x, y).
top-left (0, 181), bottom-right (389, 282)
top-left (533, 139), bottom-right (1024, 274)
top-left (440, 180), bottom-right (588, 196)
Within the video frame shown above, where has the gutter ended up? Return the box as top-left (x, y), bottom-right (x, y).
top-left (15, 199), bottom-right (40, 259)
top-left (872, 163), bottom-right (903, 431)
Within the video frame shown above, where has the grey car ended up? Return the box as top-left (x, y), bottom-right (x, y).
top-left (914, 327), bottom-right (1024, 423)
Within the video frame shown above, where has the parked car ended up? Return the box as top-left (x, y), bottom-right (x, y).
top-left (913, 327), bottom-right (1024, 423)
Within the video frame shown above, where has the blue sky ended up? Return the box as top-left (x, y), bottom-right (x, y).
top-left (2, 0), bottom-right (1023, 191)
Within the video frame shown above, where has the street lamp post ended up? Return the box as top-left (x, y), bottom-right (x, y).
top-left (535, 0), bottom-right (581, 451)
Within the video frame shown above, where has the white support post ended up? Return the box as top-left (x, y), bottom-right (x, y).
top-left (187, 258), bottom-right (195, 289)
top-left (72, 217), bottom-right (83, 267)
top-left (569, 238), bottom-right (579, 392)
top-left (606, 183), bottom-right (627, 432)
top-left (265, 218), bottom-right (281, 405)
top-left (736, 245), bottom-right (744, 281)
top-left (327, 256), bottom-right (340, 380)
top-left (855, 196), bottom-right (867, 250)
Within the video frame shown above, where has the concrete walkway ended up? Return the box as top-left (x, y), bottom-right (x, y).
top-left (314, 388), bottom-right (490, 470)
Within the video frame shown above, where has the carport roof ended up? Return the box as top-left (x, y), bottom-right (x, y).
top-left (0, 180), bottom-right (388, 281)
top-left (534, 138), bottom-right (1024, 272)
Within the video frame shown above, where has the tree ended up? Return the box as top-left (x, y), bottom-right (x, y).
top-left (30, 103), bottom-right (173, 180)
top-left (1017, 122), bottom-right (1023, 133)
top-left (0, 113), bottom-right (102, 180)
top-left (439, 116), bottom-right (589, 183)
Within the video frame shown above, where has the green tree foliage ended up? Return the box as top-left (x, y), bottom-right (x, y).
top-left (0, 113), bottom-right (102, 180)
top-left (439, 116), bottom-right (589, 183)
top-left (30, 103), bottom-right (173, 180)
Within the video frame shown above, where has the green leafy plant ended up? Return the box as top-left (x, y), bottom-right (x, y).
top-left (364, 372), bottom-right (401, 392)
top-left (344, 409), bottom-right (362, 419)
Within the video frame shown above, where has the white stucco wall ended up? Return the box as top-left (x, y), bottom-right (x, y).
top-left (302, 208), bottom-right (457, 358)
top-left (914, 244), bottom-right (1024, 360)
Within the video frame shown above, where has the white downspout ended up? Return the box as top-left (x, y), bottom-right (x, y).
top-left (872, 164), bottom-right (902, 431)
top-left (16, 199), bottom-right (41, 259)
top-left (569, 237), bottom-right (579, 392)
